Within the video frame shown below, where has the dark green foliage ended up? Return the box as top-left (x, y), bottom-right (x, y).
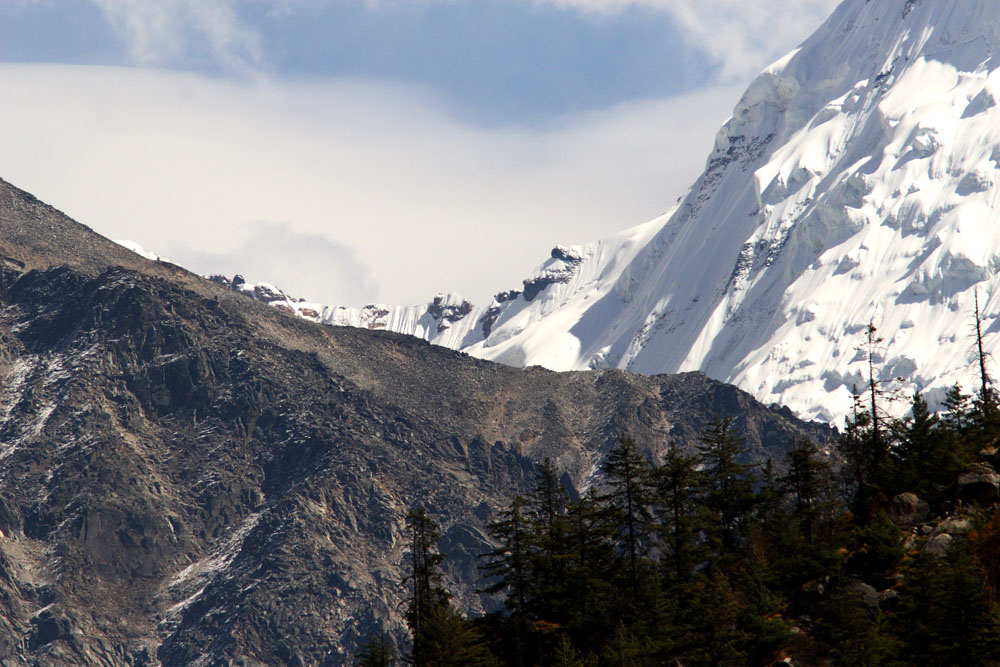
top-left (895, 541), bottom-right (1000, 666)
top-left (415, 603), bottom-right (497, 667)
top-left (406, 506), bottom-right (493, 667)
top-left (814, 585), bottom-right (896, 666)
top-left (782, 438), bottom-right (836, 544)
top-left (891, 393), bottom-right (953, 496)
top-left (943, 383), bottom-right (972, 433)
top-left (479, 495), bottom-right (532, 665)
top-left (550, 634), bottom-right (582, 667)
top-left (652, 446), bottom-right (701, 584)
top-left (405, 506), bottom-right (449, 666)
top-left (398, 394), bottom-right (1000, 667)
top-left (845, 513), bottom-right (903, 577)
top-left (697, 417), bottom-right (757, 555)
top-left (356, 632), bottom-right (394, 667)
top-left (601, 435), bottom-right (653, 604)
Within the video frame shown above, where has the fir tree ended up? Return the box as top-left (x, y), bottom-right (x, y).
top-left (417, 603), bottom-right (497, 667)
top-left (891, 392), bottom-right (960, 497)
top-left (525, 458), bottom-right (571, 624)
top-left (404, 507), bottom-right (450, 666)
top-left (563, 489), bottom-right (617, 653)
top-left (601, 435), bottom-right (653, 604)
top-left (653, 445), bottom-right (701, 583)
top-left (356, 632), bottom-right (394, 667)
top-left (942, 383), bottom-right (972, 434)
top-left (782, 438), bottom-right (835, 544)
top-left (896, 540), bottom-right (1000, 666)
top-left (480, 495), bottom-right (533, 666)
top-left (697, 417), bottom-right (756, 555)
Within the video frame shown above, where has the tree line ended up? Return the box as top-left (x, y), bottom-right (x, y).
top-left (359, 378), bottom-right (1000, 665)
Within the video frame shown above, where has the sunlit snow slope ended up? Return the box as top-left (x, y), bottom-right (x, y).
top-left (207, 0), bottom-right (1000, 425)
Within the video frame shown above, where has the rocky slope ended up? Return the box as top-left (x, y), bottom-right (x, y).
top-left (0, 178), bottom-right (832, 665)
top-left (289, 0), bottom-right (1000, 426)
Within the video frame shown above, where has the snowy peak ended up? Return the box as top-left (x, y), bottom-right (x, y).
top-left (462, 0), bottom-right (1000, 423)
top-left (153, 0), bottom-right (1000, 425)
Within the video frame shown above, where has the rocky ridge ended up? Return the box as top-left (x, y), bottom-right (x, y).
top-left (0, 178), bottom-right (832, 664)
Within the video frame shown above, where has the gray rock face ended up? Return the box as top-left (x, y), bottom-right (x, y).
top-left (845, 580), bottom-right (880, 609)
top-left (889, 492), bottom-right (929, 526)
top-left (933, 517), bottom-right (973, 537)
top-left (924, 533), bottom-right (954, 557)
top-left (0, 178), bottom-right (835, 665)
top-left (957, 462), bottom-right (1000, 505)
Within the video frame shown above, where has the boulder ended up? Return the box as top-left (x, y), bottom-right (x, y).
top-left (957, 463), bottom-right (1000, 505)
top-left (889, 492), bottom-right (929, 525)
top-left (934, 516), bottom-right (973, 536)
top-left (924, 533), bottom-right (953, 557)
top-left (845, 580), bottom-right (880, 609)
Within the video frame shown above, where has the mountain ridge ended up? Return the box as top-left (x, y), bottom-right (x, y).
top-left (252, 0), bottom-right (1000, 426)
top-left (0, 177), bottom-right (832, 664)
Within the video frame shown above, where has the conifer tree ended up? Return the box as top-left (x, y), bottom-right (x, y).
top-left (356, 632), bottom-right (394, 667)
top-left (417, 603), bottom-right (497, 667)
top-left (697, 417), bottom-right (756, 555)
top-left (942, 383), bottom-right (972, 433)
top-left (653, 445), bottom-right (701, 583)
top-left (601, 435), bottom-right (653, 603)
top-left (896, 540), bottom-right (1000, 665)
top-left (480, 495), bottom-right (532, 666)
top-left (782, 438), bottom-right (835, 544)
top-left (891, 392), bottom-right (960, 496)
top-left (404, 507), bottom-right (449, 666)
top-left (563, 489), bottom-right (616, 652)
top-left (551, 634), bottom-right (583, 667)
top-left (525, 458), bottom-right (570, 621)
top-left (815, 585), bottom-right (896, 666)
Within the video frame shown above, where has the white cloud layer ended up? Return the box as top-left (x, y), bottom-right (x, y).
top-left (90, 0), bottom-right (263, 75)
top-left (0, 64), bottom-right (740, 306)
top-left (86, 0), bottom-right (840, 84)
top-left (545, 0), bottom-right (843, 81)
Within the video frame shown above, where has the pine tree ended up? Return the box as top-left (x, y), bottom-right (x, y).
top-left (895, 540), bottom-right (1000, 665)
top-left (525, 458), bottom-right (570, 624)
top-left (840, 387), bottom-right (890, 519)
top-left (891, 392), bottom-right (961, 497)
top-left (356, 632), bottom-right (394, 667)
top-left (697, 417), bottom-right (756, 556)
top-left (417, 603), bottom-right (497, 667)
top-left (782, 438), bottom-right (835, 544)
top-left (653, 445), bottom-right (701, 583)
top-left (563, 489), bottom-right (616, 653)
top-left (480, 495), bottom-right (533, 666)
top-left (815, 585), bottom-right (896, 666)
top-left (551, 634), bottom-right (583, 667)
top-left (528, 458), bottom-right (568, 544)
top-left (942, 383), bottom-right (972, 433)
top-left (404, 507), bottom-right (449, 666)
top-left (601, 435), bottom-right (653, 604)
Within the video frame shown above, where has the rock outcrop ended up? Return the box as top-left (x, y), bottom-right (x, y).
top-left (0, 177), bottom-right (833, 664)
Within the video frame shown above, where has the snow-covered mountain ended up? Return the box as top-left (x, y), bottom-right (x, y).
top-left (151, 0), bottom-right (1000, 425)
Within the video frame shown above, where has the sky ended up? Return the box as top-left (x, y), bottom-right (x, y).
top-left (0, 0), bottom-right (841, 306)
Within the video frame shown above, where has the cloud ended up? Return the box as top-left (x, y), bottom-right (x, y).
top-left (0, 63), bottom-right (740, 306)
top-left (83, 0), bottom-right (839, 86)
top-left (537, 0), bottom-right (842, 81)
top-left (89, 0), bottom-right (263, 75)
top-left (167, 222), bottom-right (377, 305)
